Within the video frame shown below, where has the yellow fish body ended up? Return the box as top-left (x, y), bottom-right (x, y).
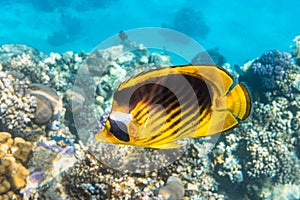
top-left (95, 65), bottom-right (252, 149)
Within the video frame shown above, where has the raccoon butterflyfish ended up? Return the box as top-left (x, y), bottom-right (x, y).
top-left (95, 65), bottom-right (252, 149)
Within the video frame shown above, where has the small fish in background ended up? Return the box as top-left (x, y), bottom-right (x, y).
top-left (118, 30), bottom-right (137, 49)
top-left (95, 65), bottom-right (252, 149)
top-left (119, 31), bottom-right (128, 41)
top-left (158, 176), bottom-right (185, 200)
top-left (29, 84), bottom-right (63, 125)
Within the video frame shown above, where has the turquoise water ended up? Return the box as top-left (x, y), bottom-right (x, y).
top-left (1, 0), bottom-right (299, 65)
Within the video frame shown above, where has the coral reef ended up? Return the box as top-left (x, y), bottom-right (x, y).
top-left (0, 44), bottom-right (50, 84)
top-left (0, 44), bottom-right (84, 139)
top-left (239, 49), bottom-right (300, 100)
top-left (292, 35), bottom-right (300, 65)
top-left (0, 132), bottom-right (32, 199)
top-left (164, 8), bottom-right (210, 39)
top-left (210, 47), bottom-right (300, 199)
top-left (0, 71), bottom-right (36, 132)
top-left (51, 139), bottom-right (228, 199)
top-left (0, 71), bottom-right (64, 137)
top-left (0, 44), bottom-right (81, 199)
top-left (249, 50), bottom-right (291, 90)
top-left (0, 39), bottom-right (299, 199)
top-left (47, 14), bottom-right (82, 46)
top-left (22, 133), bottom-right (77, 199)
top-left (259, 183), bottom-right (300, 200)
top-left (0, 44), bottom-right (83, 92)
top-left (191, 47), bottom-right (226, 66)
top-left (70, 43), bottom-right (172, 144)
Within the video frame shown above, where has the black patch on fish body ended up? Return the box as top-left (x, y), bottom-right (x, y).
top-left (109, 118), bottom-right (130, 142)
top-left (114, 73), bottom-right (213, 144)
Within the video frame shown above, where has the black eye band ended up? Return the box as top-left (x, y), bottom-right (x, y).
top-left (109, 118), bottom-right (130, 142)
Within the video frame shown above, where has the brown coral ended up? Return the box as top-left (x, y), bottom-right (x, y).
top-left (0, 132), bottom-right (32, 198)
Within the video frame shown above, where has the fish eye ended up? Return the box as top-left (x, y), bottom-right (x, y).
top-left (108, 117), bottom-right (130, 142)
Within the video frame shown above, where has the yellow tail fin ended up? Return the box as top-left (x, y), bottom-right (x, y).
top-left (226, 83), bottom-right (252, 120)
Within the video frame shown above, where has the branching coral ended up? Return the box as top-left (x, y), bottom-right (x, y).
top-left (212, 136), bottom-right (243, 184)
top-left (211, 49), bottom-right (299, 198)
top-left (0, 72), bottom-right (36, 131)
top-left (211, 96), bottom-right (299, 199)
top-left (0, 44), bottom-right (83, 93)
top-left (0, 44), bottom-right (50, 84)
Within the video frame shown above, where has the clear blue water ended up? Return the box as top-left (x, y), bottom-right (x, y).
top-left (1, 0), bottom-right (299, 65)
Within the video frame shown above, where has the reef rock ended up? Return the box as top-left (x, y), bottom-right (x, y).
top-left (158, 176), bottom-right (185, 200)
